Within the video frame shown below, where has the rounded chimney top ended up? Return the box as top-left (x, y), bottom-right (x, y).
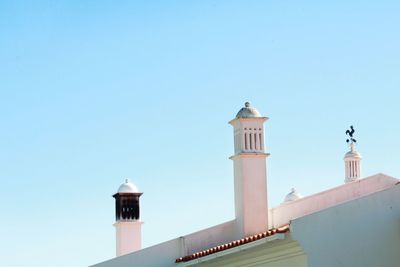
top-left (283, 188), bottom-right (303, 203)
top-left (344, 143), bottom-right (362, 159)
top-left (117, 179), bottom-right (140, 193)
top-left (235, 102), bottom-right (262, 118)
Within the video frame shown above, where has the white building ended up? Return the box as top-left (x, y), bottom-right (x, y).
top-left (90, 103), bottom-right (400, 267)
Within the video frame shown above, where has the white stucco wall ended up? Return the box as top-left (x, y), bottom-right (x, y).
top-left (291, 183), bottom-right (400, 267)
top-left (183, 220), bottom-right (238, 255)
top-left (91, 221), bottom-right (238, 267)
top-left (269, 173), bottom-right (398, 228)
top-left (90, 238), bottom-right (183, 267)
top-left (180, 237), bottom-right (306, 267)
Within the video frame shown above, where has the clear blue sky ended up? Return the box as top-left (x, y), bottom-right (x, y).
top-left (1, 1), bottom-right (399, 266)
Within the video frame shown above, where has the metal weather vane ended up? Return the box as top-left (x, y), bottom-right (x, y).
top-left (345, 125), bottom-right (356, 144)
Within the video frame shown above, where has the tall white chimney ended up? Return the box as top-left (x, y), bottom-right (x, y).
top-left (229, 102), bottom-right (269, 237)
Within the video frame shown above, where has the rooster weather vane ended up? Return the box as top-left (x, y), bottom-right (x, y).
top-left (345, 125), bottom-right (356, 144)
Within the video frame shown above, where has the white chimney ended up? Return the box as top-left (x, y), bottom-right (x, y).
top-left (229, 102), bottom-right (269, 237)
top-left (344, 126), bottom-right (362, 183)
top-left (344, 143), bottom-right (362, 183)
top-left (113, 179), bottom-right (143, 256)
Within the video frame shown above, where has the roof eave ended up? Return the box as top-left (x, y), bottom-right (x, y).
top-left (177, 233), bottom-right (286, 266)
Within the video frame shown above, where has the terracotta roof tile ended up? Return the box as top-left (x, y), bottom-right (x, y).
top-left (175, 225), bottom-right (290, 263)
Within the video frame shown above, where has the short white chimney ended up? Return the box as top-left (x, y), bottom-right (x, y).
top-left (344, 126), bottom-right (362, 183)
top-left (344, 143), bottom-right (362, 183)
top-left (113, 179), bottom-right (143, 256)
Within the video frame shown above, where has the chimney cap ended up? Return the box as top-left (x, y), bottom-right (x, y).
top-left (283, 188), bottom-right (303, 203)
top-left (117, 179), bottom-right (140, 193)
top-left (235, 102), bottom-right (262, 118)
top-left (344, 143), bottom-right (362, 159)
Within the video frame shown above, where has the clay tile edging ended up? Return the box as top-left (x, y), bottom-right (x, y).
top-left (175, 225), bottom-right (290, 263)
